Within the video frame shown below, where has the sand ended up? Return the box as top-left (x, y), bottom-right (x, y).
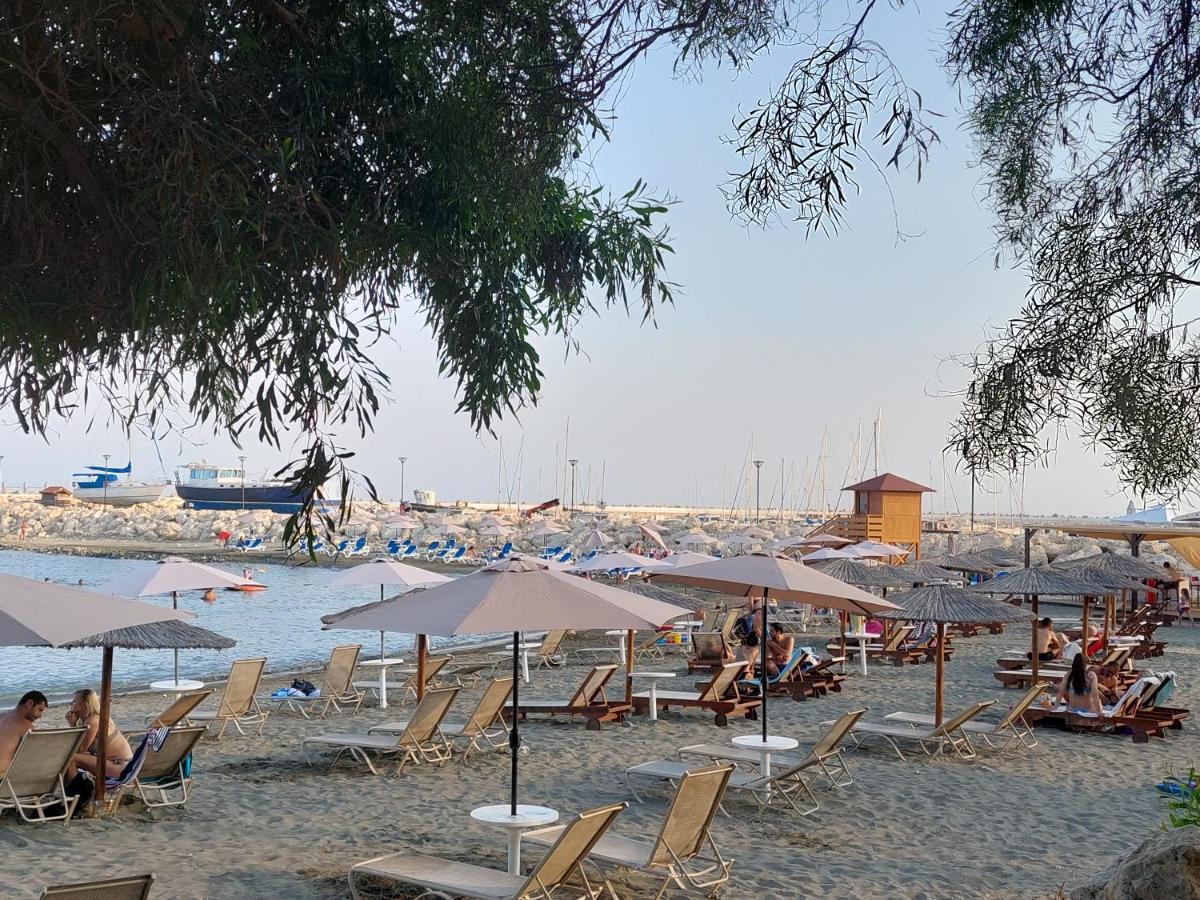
top-left (2, 612), bottom-right (1194, 899)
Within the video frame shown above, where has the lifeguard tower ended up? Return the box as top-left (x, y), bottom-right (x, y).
top-left (835, 473), bottom-right (934, 558)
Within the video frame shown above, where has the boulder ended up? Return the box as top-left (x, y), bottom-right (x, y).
top-left (1071, 827), bottom-right (1200, 899)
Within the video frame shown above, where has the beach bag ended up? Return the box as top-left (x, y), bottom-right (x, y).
top-left (292, 678), bottom-right (318, 697)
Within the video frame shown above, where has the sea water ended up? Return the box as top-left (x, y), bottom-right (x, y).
top-left (0, 549), bottom-right (469, 703)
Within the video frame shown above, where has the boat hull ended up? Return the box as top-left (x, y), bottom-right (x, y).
top-left (175, 484), bottom-right (337, 514)
top-left (72, 484), bottom-right (170, 507)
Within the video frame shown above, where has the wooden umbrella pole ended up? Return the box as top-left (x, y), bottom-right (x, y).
top-left (94, 646), bottom-right (114, 813)
top-left (624, 629), bottom-right (635, 706)
top-left (1081, 596), bottom-right (1091, 661)
top-left (1030, 594), bottom-right (1040, 683)
top-left (838, 611), bottom-right (847, 674)
top-left (416, 634), bottom-right (427, 701)
top-left (934, 622), bottom-right (946, 728)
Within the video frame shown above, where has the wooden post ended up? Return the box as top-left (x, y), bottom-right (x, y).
top-left (625, 630), bottom-right (635, 705)
top-left (94, 647), bottom-right (114, 813)
top-left (1030, 594), bottom-right (1040, 683)
top-left (416, 634), bottom-right (427, 701)
top-left (934, 622), bottom-right (946, 727)
top-left (838, 611), bottom-right (848, 674)
top-left (1081, 596), bottom-right (1091, 660)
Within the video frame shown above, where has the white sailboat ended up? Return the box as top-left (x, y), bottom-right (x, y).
top-left (72, 459), bottom-right (170, 507)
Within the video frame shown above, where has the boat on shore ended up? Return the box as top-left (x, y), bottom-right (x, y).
top-left (71, 461), bottom-right (170, 507)
top-left (175, 461), bottom-right (339, 514)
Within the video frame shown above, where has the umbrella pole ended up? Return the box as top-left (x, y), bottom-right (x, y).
top-left (416, 634), bottom-right (427, 702)
top-left (172, 591), bottom-right (179, 685)
top-left (1030, 594), bottom-right (1040, 683)
top-left (934, 622), bottom-right (945, 727)
top-left (761, 588), bottom-right (769, 743)
top-left (94, 646), bottom-right (113, 814)
top-left (1082, 596), bottom-right (1091, 660)
top-left (510, 630), bottom-right (520, 816)
top-left (380, 584), bottom-right (385, 659)
top-left (839, 612), bottom-right (847, 675)
top-left (625, 629), bottom-right (635, 706)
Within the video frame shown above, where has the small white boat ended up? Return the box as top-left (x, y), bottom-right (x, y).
top-left (72, 461), bottom-right (170, 507)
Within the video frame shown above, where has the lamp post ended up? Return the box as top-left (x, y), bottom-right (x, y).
top-left (399, 456), bottom-right (407, 504)
top-left (753, 459), bottom-right (764, 523)
top-left (568, 459), bottom-right (578, 511)
top-left (102, 454), bottom-right (111, 506)
top-left (238, 455), bottom-right (247, 510)
top-left (0, 454), bottom-right (6, 493)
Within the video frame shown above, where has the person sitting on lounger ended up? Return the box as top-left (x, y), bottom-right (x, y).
top-left (737, 631), bottom-right (767, 677)
top-left (1056, 654), bottom-right (1102, 714)
top-left (1092, 663), bottom-right (1121, 705)
top-left (1028, 617), bottom-right (1063, 661)
top-left (767, 623), bottom-right (795, 676)
top-left (66, 689), bottom-right (133, 780)
top-left (0, 690), bottom-right (47, 775)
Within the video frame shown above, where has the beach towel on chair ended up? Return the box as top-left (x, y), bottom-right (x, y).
top-left (106, 726), bottom-right (169, 791)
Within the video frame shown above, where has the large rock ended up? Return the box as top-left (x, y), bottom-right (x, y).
top-left (1071, 827), bottom-right (1200, 899)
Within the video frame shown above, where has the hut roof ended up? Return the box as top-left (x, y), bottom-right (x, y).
top-left (1052, 552), bottom-right (1168, 582)
top-left (880, 584), bottom-right (1032, 624)
top-left (61, 620), bottom-right (236, 650)
top-left (40, 486), bottom-right (71, 495)
top-left (809, 558), bottom-right (912, 588)
top-left (843, 473), bottom-right (934, 493)
top-left (966, 567), bottom-right (1104, 597)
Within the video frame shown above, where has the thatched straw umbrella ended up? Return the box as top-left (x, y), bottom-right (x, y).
top-left (62, 619), bottom-right (236, 812)
top-left (967, 568), bottom-right (1101, 683)
top-left (892, 560), bottom-right (962, 584)
top-left (923, 553), bottom-right (998, 575)
top-left (1054, 552), bottom-right (1171, 633)
top-left (810, 558), bottom-right (912, 662)
top-left (881, 585), bottom-right (1031, 725)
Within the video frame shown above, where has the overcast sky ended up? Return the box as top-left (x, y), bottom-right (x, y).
top-left (0, 8), bottom-right (1157, 518)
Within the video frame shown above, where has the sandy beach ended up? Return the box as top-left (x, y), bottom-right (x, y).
top-left (2, 607), bottom-right (1192, 899)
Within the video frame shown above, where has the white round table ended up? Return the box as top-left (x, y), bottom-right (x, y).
top-left (470, 804), bottom-right (559, 875)
top-left (844, 631), bottom-right (875, 677)
top-left (631, 671), bottom-right (675, 721)
top-left (731, 734), bottom-right (799, 775)
top-left (358, 657), bottom-right (405, 709)
top-left (149, 678), bottom-right (205, 697)
top-left (500, 643), bottom-right (542, 683)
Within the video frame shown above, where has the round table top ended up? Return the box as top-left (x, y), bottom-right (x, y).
top-left (503, 643), bottom-right (542, 651)
top-left (843, 632), bottom-right (876, 640)
top-left (630, 671), bottom-right (676, 680)
top-left (604, 629), bottom-right (631, 636)
top-left (732, 734), bottom-right (799, 752)
top-left (359, 658), bottom-right (405, 668)
top-left (676, 620), bottom-right (705, 628)
top-left (150, 679), bottom-right (205, 692)
top-left (471, 804), bottom-right (559, 828)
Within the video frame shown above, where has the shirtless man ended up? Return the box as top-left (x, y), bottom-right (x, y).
top-left (767, 622), bottom-right (796, 674)
top-left (1029, 617), bottom-right (1063, 661)
top-left (0, 690), bottom-right (48, 774)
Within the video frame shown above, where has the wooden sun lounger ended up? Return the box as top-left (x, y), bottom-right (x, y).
top-left (303, 687), bottom-right (459, 775)
top-left (786, 656), bottom-right (847, 701)
top-left (506, 664), bottom-right (632, 730)
top-left (633, 661), bottom-right (760, 727)
top-left (1134, 673), bottom-right (1189, 729)
top-left (885, 685), bottom-right (1048, 752)
top-left (348, 802), bottom-right (626, 900)
top-left (831, 701), bottom-right (996, 761)
top-left (371, 677), bottom-right (515, 758)
top-left (273, 645), bottom-right (365, 718)
top-left (187, 657), bottom-right (270, 739)
top-left (526, 764), bottom-right (735, 898)
top-left (40, 873), bottom-right (155, 899)
top-left (0, 727), bottom-right (86, 826)
top-left (686, 632), bottom-right (733, 674)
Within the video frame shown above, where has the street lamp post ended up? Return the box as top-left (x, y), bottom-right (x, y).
top-left (239, 455), bottom-right (247, 510)
top-left (753, 459), bottom-right (764, 523)
top-left (399, 456), bottom-right (407, 504)
top-left (0, 454), bottom-right (6, 493)
top-left (568, 459), bottom-right (578, 511)
top-left (102, 454), bottom-right (111, 506)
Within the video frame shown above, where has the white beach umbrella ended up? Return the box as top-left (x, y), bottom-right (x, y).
top-left (790, 534), bottom-right (854, 547)
top-left (530, 520), bottom-right (566, 537)
top-left (637, 523), bottom-right (668, 551)
top-left (801, 547), bottom-right (853, 562)
top-left (842, 545), bottom-right (889, 559)
top-left (641, 551), bottom-right (718, 571)
top-left (570, 550), bottom-right (660, 574)
top-left (736, 526), bottom-right (775, 540)
top-left (580, 528), bottom-right (613, 551)
top-left (327, 558), bottom-right (453, 660)
top-left (97, 556), bottom-right (259, 683)
top-left (853, 540), bottom-right (910, 557)
top-left (479, 524), bottom-right (512, 538)
top-left (722, 534), bottom-right (762, 548)
top-left (436, 523), bottom-right (467, 536)
top-left (676, 531), bottom-right (718, 548)
top-left (324, 557), bottom-right (689, 816)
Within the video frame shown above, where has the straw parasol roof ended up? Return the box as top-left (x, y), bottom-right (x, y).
top-left (809, 558), bottom-right (913, 588)
top-left (1052, 551), bottom-right (1167, 582)
top-left (785, 534), bottom-right (853, 547)
top-left (62, 620), bottom-right (236, 650)
top-left (892, 560), bottom-right (962, 583)
top-left (880, 584), bottom-right (1031, 625)
top-left (974, 547), bottom-right (1024, 567)
top-left (966, 567), bottom-right (1103, 597)
top-left (622, 581), bottom-right (704, 611)
top-left (923, 553), bottom-right (998, 575)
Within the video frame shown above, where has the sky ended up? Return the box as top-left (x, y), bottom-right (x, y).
top-left (0, 6), bottom-right (1153, 518)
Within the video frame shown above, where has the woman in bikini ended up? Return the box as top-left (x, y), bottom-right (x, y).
top-left (66, 688), bottom-right (133, 779)
top-left (1055, 654), bottom-right (1103, 715)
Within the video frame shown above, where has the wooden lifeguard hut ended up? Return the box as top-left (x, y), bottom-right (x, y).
top-left (837, 473), bottom-right (934, 558)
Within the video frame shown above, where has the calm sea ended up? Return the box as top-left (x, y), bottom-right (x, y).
top-left (0, 549), bottom-right (470, 703)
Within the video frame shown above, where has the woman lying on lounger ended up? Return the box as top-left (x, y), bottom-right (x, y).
top-left (1055, 655), bottom-right (1103, 715)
